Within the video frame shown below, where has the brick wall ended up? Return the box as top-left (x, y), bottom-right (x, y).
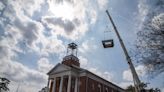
top-left (62, 60), bottom-right (80, 67)
top-left (79, 76), bottom-right (87, 92)
top-left (86, 77), bottom-right (120, 92)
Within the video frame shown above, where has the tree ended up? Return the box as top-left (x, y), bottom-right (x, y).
top-left (0, 77), bottom-right (10, 92)
top-left (135, 0), bottom-right (164, 78)
top-left (126, 85), bottom-right (135, 92)
top-left (126, 85), bottom-right (161, 92)
top-left (39, 86), bottom-right (48, 92)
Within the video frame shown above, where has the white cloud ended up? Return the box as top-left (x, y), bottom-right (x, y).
top-left (0, 0), bottom-right (108, 92)
top-left (123, 69), bottom-right (133, 82)
top-left (79, 56), bottom-right (88, 67)
top-left (9, 80), bottom-right (44, 92)
top-left (123, 65), bottom-right (146, 81)
top-left (0, 36), bottom-right (49, 91)
top-left (89, 68), bottom-right (113, 82)
top-left (137, 0), bottom-right (149, 24)
top-left (0, 1), bottom-right (52, 91)
top-left (39, 37), bottom-right (66, 56)
top-left (137, 0), bottom-right (164, 30)
top-left (0, 1), bottom-right (5, 11)
top-left (118, 81), bottom-right (133, 89)
top-left (41, 16), bottom-right (86, 40)
top-left (10, 0), bottom-right (44, 17)
top-left (37, 58), bottom-right (54, 73)
top-left (97, 0), bottom-right (108, 10)
top-left (13, 19), bottom-right (44, 50)
top-left (79, 38), bottom-right (97, 53)
top-left (161, 88), bottom-right (164, 92)
top-left (0, 59), bottom-right (48, 92)
top-left (46, 0), bottom-right (89, 40)
top-left (44, 0), bottom-right (109, 40)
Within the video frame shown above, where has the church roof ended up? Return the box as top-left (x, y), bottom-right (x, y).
top-left (47, 63), bottom-right (71, 75)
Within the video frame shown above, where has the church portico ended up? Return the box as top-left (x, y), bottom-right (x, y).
top-left (48, 74), bottom-right (79, 92)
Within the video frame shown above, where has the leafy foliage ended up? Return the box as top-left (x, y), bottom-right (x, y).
top-left (0, 77), bottom-right (10, 91)
top-left (126, 84), bottom-right (161, 92)
top-left (135, 0), bottom-right (164, 77)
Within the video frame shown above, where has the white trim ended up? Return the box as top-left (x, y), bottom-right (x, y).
top-left (49, 70), bottom-right (79, 79)
top-left (48, 63), bottom-right (71, 75)
top-left (50, 71), bottom-right (71, 79)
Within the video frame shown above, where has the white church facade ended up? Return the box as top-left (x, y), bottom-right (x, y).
top-left (47, 43), bottom-right (125, 92)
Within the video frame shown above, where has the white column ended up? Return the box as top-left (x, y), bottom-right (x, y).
top-left (47, 79), bottom-right (50, 88)
top-left (59, 76), bottom-right (63, 92)
top-left (52, 78), bottom-right (56, 92)
top-left (67, 75), bottom-right (71, 92)
top-left (74, 77), bottom-right (78, 92)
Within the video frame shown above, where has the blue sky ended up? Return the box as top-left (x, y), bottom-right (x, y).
top-left (0, 0), bottom-right (164, 92)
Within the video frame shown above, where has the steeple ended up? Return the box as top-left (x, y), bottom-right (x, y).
top-left (62, 43), bottom-right (80, 67)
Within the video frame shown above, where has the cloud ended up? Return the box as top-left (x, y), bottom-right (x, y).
top-left (0, 36), bottom-right (48, 91)
top-left (97, 0), bottom-right (108, 10)
top-left (9, 0), bottom-right (44, 17)
top-left (0, 37), bottom-right (51, 92)
top-left (162, 88), bottom-right (164, 92)
top-left (45, 0), bottom-right (89, 40)
top-left (137, 0), bottom-right (149, 24)
top-left (123, 65), bottom-right (146, 81)
top-left (79, 56), bottom-right (88, 67)
top-left (0, 0), bottom-right (47, 52)
top-left (79, 38), bottom-right (97, 53)
top-left (42, 17), bottom-right (76, 33)
top-left (137, 0), bottom-right (164, 30)
top-left (13, 18), bottom-right (44, 49)
top-left (0, 0), bottom-right (110, 92)
top-left (118, 81), bottom-right (133, 89)
top-left (0, 59), bottom-right (47, 92)
top-left (123, 70), bottom-right (133, 82)
top-left (39, 37), bottom-right (66, 56)
top-left (89, 68), bottom-right (113, 82)
top-left (42, 16), bottom-right (87, 40)
top-left (0, 1), bottom-right (5, 12)
top-left (37, 58), bottom-right (54, 73)
top-left (42, 16), bottom-right (81, 40)
top-left (45, 0), bottom-right (109, 40)
top-left (0, 0), bottom-right (58, 91)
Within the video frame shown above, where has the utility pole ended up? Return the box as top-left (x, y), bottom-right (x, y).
top-left (105, 10), bottom-right (143, 92)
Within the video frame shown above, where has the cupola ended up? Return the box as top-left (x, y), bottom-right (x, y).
top-left (62, 43), bottom-right (80, 67)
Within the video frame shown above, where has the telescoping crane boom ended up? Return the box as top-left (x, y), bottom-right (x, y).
top-left (105, 10), bottom-right (144, 92)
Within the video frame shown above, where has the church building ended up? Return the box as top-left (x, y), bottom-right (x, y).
top-left (47, 43), bottom-right (125, 92)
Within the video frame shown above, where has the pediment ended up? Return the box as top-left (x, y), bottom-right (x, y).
top-left (47, 63), bottom-right (71, 75)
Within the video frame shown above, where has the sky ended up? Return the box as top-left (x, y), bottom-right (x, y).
top-left (0, 0), bottom-right (164, 92)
